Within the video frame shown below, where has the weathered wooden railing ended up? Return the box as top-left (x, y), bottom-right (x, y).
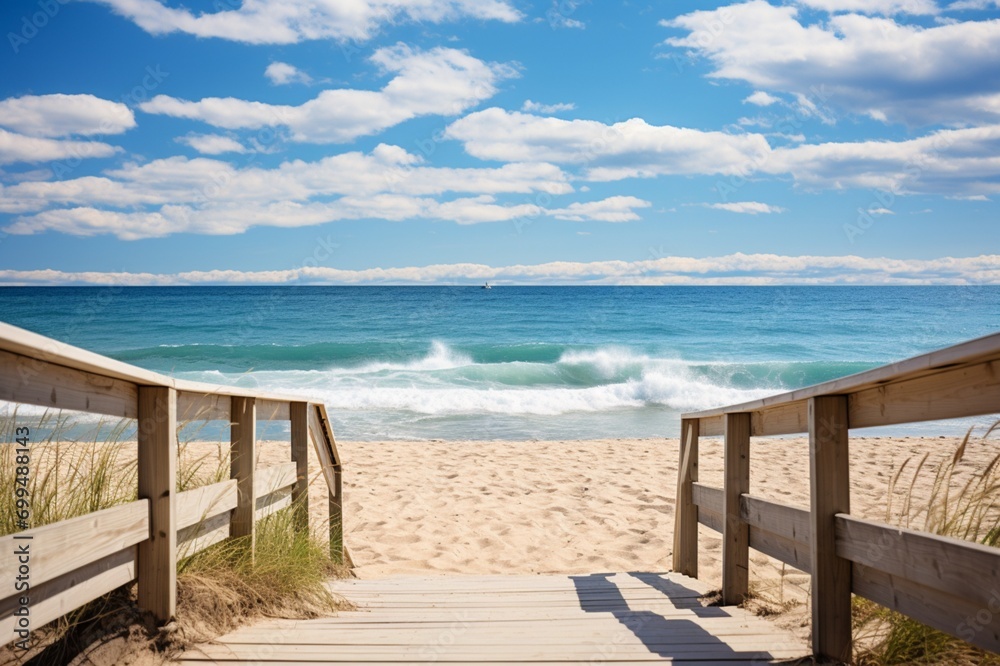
top-left (674, 331), bottom-right (1000, 662)
top-left (0, 322), bottom-right (350, 645)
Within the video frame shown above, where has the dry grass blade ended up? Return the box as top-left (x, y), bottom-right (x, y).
top-left (855, 419), bottom-right (1000, 665)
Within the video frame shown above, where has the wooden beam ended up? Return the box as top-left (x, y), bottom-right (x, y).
top-left (698, 415), bottom-right (724, 437)
top-left (137, 386), bottom-right (177, 622)
top-left (230, 396), bottom-right (257, 552)
top-left (177, 392), bottom-right (230, 422)
top-left (682, 329), bottom-right (1000, 420)
top-left (750, 401), bottom-right (808, 437)
top-left (691, 483), bottom-right (723, 515)
top-left (0, 348), bottom-right (137, 418)
top-left (0, 500), bottom-right (148, 588)
top-left (0, 547), bottom-right (137, 646)
top-left (849, 359), bottom-right (1000, 429)
top-left (257, 399), bottom-right (290, 421)
top-left (178, 512), bottom-right (231, 558)
top-left (176, 479), bottom-right (237, 531)
top-left (808, 395), bottom-right (852, 663)
top-left (722, 412), bottom-right (750, 606)
top-left (836, 514), bottom-right (1000, 611)
top-left (740, 495), bottom-right (810, 545)
top-left (290, 402), bottom-right (311, 535)
top-left (322, 406), bottom-right (346, 564)
top-left (255, 462), bottom-right (298, 498)
top-left (853, 562), bottom-right (1000, 654)
top-left (672, 418), bottom-right (699, 578)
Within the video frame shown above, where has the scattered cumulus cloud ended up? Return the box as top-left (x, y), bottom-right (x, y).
top-left (761, 124), bottom-right (1000, 197)
top-left (663, 2), bottom-right (1000, 126)
top-left (743, 91), bottom-right (780, 106)
top-left (521, 100), bottom-right (576, 113)
top-left (140, 45), bottom-right (517, 143)
top-left (0, 94), bottom-right (135, 137)
top-left (0, 130), bottom-right (121, 167)
top-left (177, 134), bottom-right (247, 155)
top-left (2, 254), bottom-right (998, 285)
top-left (265, 62), bottom-right (313, 85)
top-left (796, 0), bottom-right (939, 15)
top-left (706, 201), bottom-right (785, 214)
top-left (85, 0), bottom-right (521, 45)
top-left (0, 144), bottom-right (655, 238)
top-left (445, 108), bottom-right (771, 180)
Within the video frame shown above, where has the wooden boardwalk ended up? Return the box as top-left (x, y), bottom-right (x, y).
top-left (178, 572), bottom-right (810, 664)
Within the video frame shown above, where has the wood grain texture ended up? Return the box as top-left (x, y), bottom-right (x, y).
top-left (672, 419), bottom-right (699, 578)
top-left (290, 402), bottom-right (310, 534)
top-left (137, 385), bottom-right (177, 621)
top-left (683, 329), bottom-right (1000, 420)
top-left (176, 479), bottom-right (238, 531)
top-left (836, 514), bottom-right (1000, 610)
top-left (0, 501), bottom-right (148, 588)
top-left (722, 413), bottom-right (750, 606)
top-left (180, 573), bottom-right (809, 663)
top-left (230, 396), bottom-right (256, 549)
top-left (808, 395), bottom-right (851, 663)
top-left (0, 547), bottom-right (137, 646)
top-left (0, 348), bottom-right (137, 418)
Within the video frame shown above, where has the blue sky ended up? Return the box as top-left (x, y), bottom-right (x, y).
top-left (0, 0), bottom-right (998, 285)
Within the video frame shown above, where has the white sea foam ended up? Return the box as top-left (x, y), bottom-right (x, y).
top-left (189, 342), bottom-right (777, 416)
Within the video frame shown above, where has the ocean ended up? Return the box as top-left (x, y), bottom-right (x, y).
top-left (1, 286), bottom-right (998, 440)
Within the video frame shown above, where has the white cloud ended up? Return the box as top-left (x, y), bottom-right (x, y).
top-left (0, 94), bottom-right (135, 137)
top-left (867, 207), bottom-right (895, 214)
top-left (521, 100), bottom-right (576, 113)
top-left (3, 194), bottom-right (648, 238)
top-left (743, 91), bottom-right (780, 106)
top-left (86, 0), bottom-right (521, 45)
top-left (947, 0), bottom-right (999, 9)
top-left (797, 0), bottom-right (939, 15)
top-left (0, 143), bottom-right (655, 238)
top-left (2, 253), bottom-right (997, 285)
top-left (140, 45), bottom-right (516, 143)
top-left (663, 2), bottom-right (1000, 125)
top-left (548, 196), bottom-right (652, 222)
top-left (177, 134), bottom-right (247, 155)
top-left (706, 201), bottom-right (785, 214)
top-left (761, 123), bottom-right (1000, 197)
top-left (445, 108), bottom-right (771, 180)
top-left (265, 62), bottom-right (312, 85)
top-left (0, 129), bottom-right (121, 166)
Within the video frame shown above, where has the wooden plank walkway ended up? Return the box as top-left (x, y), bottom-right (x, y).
top-left (178, 572), bottom-right (810, 664)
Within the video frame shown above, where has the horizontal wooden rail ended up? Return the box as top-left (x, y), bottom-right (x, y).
top-left (684, 488), bottom-right (1000, 653)
top-left (0, 502), bottom-right (149, 644)
top-left (685, 331), bottom-right (1000, 437)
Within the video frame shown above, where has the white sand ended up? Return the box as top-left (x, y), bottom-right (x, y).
top-left (331, 434), bottom-right (996, 641)
top-left (336, 435), bottom-right (983, 580)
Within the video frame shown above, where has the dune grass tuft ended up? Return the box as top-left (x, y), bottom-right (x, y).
top-left (0, 406), bottom-right (350, 665)
top-left (853, 421), bottom-right (1000, 666)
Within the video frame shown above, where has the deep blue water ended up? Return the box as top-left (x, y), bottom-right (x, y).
top-left (1, 286), bottom-right (998, 439)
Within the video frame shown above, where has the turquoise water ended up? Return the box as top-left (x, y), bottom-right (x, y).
top-left (1, 286), bottom-right (998, 439)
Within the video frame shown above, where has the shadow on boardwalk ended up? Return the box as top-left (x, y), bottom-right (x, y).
top-left (571, 572), bottom-right (809, 664)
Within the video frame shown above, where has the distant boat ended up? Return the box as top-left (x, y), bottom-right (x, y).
top-left (482, 282), bottom-right (492, 289)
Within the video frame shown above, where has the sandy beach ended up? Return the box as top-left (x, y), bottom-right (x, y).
top-left (326, 434), bottom-right (994, 641)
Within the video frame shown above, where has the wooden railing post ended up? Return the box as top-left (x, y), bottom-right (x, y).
top-left (290, 401), bottom-right (310, 535)
top-left (230, 396), bottom-right (257, 552)
top-left (137, 385), bottom-right (177, 622)
top-left (722, 412), bottom-right (750, 605)
top-left (673, 418), bottom-right (700, 578)
top-left (808, 395), bottom-right (852, 663)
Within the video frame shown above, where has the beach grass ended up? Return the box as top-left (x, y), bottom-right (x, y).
top-left (853, 422), bottom-right (1000, 665)
top-left (0, 406), bottom-right (349, 665)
